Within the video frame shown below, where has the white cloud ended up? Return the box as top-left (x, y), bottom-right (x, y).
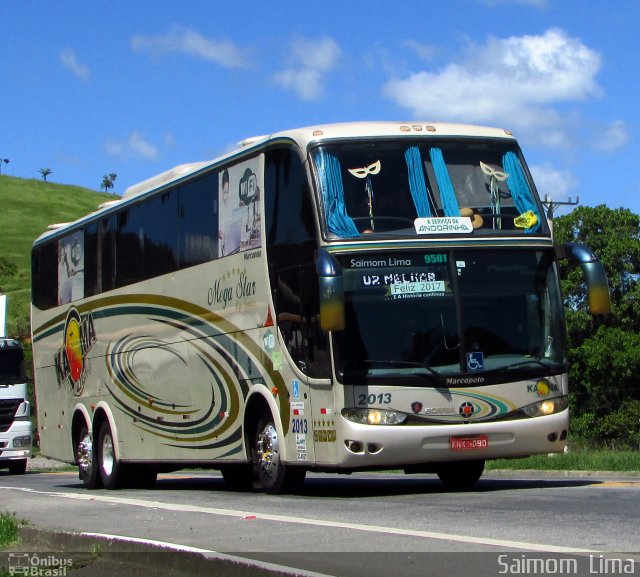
top-left (529, 164), bottom-right (577, 203)
top-left (404, 39), bottom-right (438, 62)
top-left (106, 131), bottom-right (161, 162)
top-left (131, 25), bottom-right (249, 69)
top-left (274, 69), bottom-right (325, 101)
top-left (384, 28), bottom-right (602, 148)
top-left (274, 37), bottom-right (341, 101)
top-left (60, 49), bottom-right (90, 80)
top-left (291, 37), bottom-right (340, 72)
top-left (596, 120), bottom-right (629, 152)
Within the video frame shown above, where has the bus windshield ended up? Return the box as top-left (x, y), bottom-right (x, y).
top-left (311, 139), bottom-right (546, 238)
top-left (333, 249), bottom-right (566, 385)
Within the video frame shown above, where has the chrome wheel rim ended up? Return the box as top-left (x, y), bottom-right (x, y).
top-left (256, 423), bottom-right (279, 480)
top-left (101, 432), bottom-right (115, 477)
top-left (77, 433), bottom-right (93, 477)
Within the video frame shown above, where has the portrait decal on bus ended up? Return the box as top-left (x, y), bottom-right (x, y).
top-left (57, 230), bottom-right (84, 305)
top-left (218, 157), bottom-right (262, 257)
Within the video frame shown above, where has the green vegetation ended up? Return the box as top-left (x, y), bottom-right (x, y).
top-left (554, 206), bottom-right (640, 450)
top-left (487, 448), bottom-right (640, 472)
top-left (0, 512), bottom-right (21, 549)
top-left (0, 175), bottom-right (114, 337)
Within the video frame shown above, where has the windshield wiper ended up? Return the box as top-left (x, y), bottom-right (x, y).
top-left (475, 358), bottom-right (566, 378)
top-left (362, 359), bottom-right (445, 385)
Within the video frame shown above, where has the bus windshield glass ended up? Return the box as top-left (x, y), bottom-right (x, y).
top-left (333, 249), bottom-right (566, 385)
top-left (311, 139), bottom-right (546, 238)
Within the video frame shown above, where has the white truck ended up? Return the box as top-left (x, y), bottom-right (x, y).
top-left (0, 296), bottom-right (32, 474)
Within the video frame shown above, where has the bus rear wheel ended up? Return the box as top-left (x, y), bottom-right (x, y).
top-left (76, 425), bottom-right (100, 489)
top-left (252, 416), bottom-right (305, 494)
top-left (97, 421), bottom-right (125, 490)
top-left (436, 460), bottom-right (485, 489)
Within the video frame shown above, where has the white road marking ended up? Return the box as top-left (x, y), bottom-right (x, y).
top-left (0, 486), bottom-right (598, 554)
top-left (79, 532), bottom-right (214, 553)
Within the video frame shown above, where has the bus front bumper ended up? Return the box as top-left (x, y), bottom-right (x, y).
top-left (333, 409), bottom-right (569, 469)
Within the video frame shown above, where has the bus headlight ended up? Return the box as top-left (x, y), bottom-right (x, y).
top-left (342, 408), bottom-right (407, 425)
top-left (522, 396), bottom-right (569, 418)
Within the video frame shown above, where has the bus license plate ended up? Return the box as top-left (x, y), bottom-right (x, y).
top-left (450, 435), bottom-right (489, 451)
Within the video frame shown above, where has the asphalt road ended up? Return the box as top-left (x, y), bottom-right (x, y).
top-left (0, 463), bottom-right (639, 577)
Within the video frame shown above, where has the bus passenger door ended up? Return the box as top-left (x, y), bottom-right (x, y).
top-left (275, 262), bottom-right (336, 466)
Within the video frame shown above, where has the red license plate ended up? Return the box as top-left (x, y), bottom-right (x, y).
top-left (450, 435), bottom-right (489, 451)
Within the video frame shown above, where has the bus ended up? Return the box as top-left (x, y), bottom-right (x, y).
top-left (31, 122), bottom-right (610, 492)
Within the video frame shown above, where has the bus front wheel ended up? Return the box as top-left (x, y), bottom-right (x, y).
top-left (436, 460), bottom-right (485, 489)
top-left (252, 416), bottom-right (305, 494)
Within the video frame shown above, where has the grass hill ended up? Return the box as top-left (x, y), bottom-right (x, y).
top-left (0, 175), bottom-right (116, 337)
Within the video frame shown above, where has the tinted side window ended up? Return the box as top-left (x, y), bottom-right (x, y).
top-left (100, 215), bottom-right (116, 292)
top-left (32, 242), bottom-right (58, 310)
top-left (265, 148), bottom-right (315, 246)
top-left (85, 222), bottom-right (99, 297)
top-left (115, 208), bottom-right (143, 288)
top-left (144, 191), bottom-right (179, 278)
top-left (179, 173), bottom-right (218, 268)
top-left (265, 147), bottom-right (329, 378)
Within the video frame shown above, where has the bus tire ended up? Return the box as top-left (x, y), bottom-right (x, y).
top-left (8, 459), bottom-right (27, 475)
top-left (436, 459), bottom-right (485, 489)
top-left (252, 415), bottom-right (306, 494)
top-left (76, 425), bottom-right (101, 489)
top-left (220, 463), bottom-right (254, 491)
top-left (97, 420), bottom-right (125, 490)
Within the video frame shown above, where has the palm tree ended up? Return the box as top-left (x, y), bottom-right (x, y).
top-left (0, 159), bottom-right (9, 174)
top-left (38, 168), bottom-right (52, 181)
top-left (101, 173), bottom-right (117, 193)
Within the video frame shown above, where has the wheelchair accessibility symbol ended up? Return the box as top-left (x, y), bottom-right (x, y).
top-left (466, 352), bottom-right (484, 371)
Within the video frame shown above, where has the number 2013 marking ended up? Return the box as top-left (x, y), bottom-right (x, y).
top-left (292, 418), bottom-right (308, 434)
top-left (357, 393), bottom-right (392, 405)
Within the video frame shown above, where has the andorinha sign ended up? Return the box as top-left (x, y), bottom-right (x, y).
top-left (414, 217), bottom-right (473, 234)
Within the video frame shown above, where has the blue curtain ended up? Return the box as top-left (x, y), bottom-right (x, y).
top-left (405, 147), bottom-right (432, 218)
top-left (429, 147), bottom-right (460, 217)
top-left (315, 150), bottom-right (360, 237)
top-left (502, 152), bottom-right (540, 233)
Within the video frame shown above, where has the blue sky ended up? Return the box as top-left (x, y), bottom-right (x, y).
top-left (2, 0), bottom-right (639, 216)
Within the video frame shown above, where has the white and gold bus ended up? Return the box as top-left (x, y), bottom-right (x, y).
top-left (31, 122), bottom-right (610, 492)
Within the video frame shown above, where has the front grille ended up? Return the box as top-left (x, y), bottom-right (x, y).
top-left (0, 399), bottom-right (22, 432)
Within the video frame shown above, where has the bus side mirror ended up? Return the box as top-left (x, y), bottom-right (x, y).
top-left (556, 242), bottom-right (612, 315)
top-left (316, 249), bottom-right (345, 331)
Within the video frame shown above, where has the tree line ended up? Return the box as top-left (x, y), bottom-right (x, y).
top-left (5, 167), bottom-right (118, 193)
top-left (554, 205), bottom-right (640, 448)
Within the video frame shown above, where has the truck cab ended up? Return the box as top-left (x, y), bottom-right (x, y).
top-left (0, 338), bottom-right (32, 474)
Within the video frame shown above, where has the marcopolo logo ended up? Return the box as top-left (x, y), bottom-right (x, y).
top-left (54, 307), bottom-right (96, 396)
